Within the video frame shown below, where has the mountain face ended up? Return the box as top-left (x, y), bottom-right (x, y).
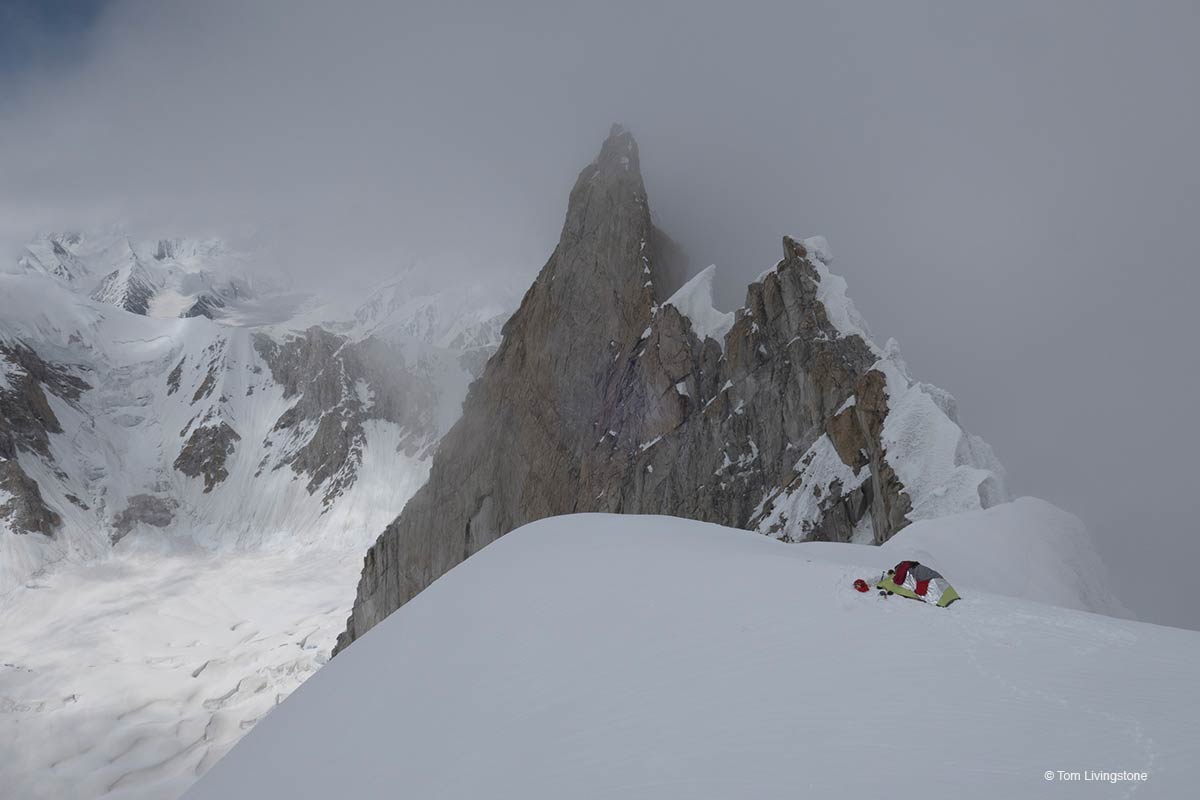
top-left (336, 126), bottom-right (1007, 652)
top-left (1, 234), bottom-right (519, 798)
top-left (0, 343), bottom-right (91, 539)
top-left (18, 232), bottom-right (260, 322)
top-left (0, 237), bottom-right (513, 593)
top-left (347, 277), bottom-right (512, 380)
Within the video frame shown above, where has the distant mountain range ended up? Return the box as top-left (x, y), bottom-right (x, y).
top-left (1, 230), bottom-right (515, 592)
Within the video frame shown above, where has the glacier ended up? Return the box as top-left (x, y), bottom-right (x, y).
top-left (0, 231), bottom-right (516, 799)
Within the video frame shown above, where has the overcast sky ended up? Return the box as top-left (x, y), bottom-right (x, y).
top-left (2, 0), bottom-right (1197, 628)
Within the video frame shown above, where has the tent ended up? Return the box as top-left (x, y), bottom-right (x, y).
top-left (876, 560), bottom-right (960, 607)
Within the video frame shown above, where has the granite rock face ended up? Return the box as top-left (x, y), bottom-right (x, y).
top-left (0, 460), bottom-right (62, 537)
top-left (336, 127), bottom-right (1007, 653)
top-left (111, 494), bottom-right (178, 543)
top-left (174, 421), bottom-right (242, 493)
top-left (0, 344), bottom-right (90, 537)
top-left (253, 329), bottom-right (444, 505)
top-left (0, 343), bottom-right (90, 460)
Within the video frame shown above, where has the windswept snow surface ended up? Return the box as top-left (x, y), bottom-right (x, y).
top-left (874, 355), bottom-right (1009, 519)
top-left (802, 235), bottom-right (878, 346)
top-left (188, 515), bottom-right (1196, 800)
top-left (0, 546), bottom-right (363, 800)
top-left (802, 497), bottom-right (1130, 617)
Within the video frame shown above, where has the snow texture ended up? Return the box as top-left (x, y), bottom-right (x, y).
top-left (0, 547), bottom-right (362, 800)
top-left (801, 497), bottom-right (1130, 618)
top-left (663, 265), bottom-right (735, 351)
top-left (187, 514), bottom-right (1190, 800)
top-left (874, 356), bottom-right (1009, 520)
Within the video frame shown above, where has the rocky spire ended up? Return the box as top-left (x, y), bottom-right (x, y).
top-left (334, 128), bottom-right (1006, 654)
top-left (337, 126), bottom-right (668, 650)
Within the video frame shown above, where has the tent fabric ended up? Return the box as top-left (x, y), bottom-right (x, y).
top-left (877, 561), bottom-right (960, 607)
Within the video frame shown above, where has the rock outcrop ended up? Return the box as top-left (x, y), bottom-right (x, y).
top-left (0, 460), bottom-right (62, 537)
top-left (90, 256), bottom-right (159, 316)
top-left (0, 343), bottom-right (90, 460)
top-left (0, 344), bottom-right (91, 537)
top-left (174, 421), bottom-right (242, 492)
top-left (111, 494), bottom-right (178, 543)
top-left (335, 126), bottom-right (1006, 653)
top-left (253, 329), bottom-right (444, 505)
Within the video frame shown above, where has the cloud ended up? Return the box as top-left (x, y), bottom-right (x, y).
top-left (2, 0), bottom-right (1199, 627)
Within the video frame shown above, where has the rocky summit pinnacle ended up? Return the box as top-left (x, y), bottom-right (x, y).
top-left (334, 127), bottom-right (1006, 654)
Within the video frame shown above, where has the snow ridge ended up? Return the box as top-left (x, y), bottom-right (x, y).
top-left (186, 515), bottom-right (1179, 800)
top-left (783, 234), bottom-right (1007, 522)
top-left (663, 265), bottom-right (735, 351)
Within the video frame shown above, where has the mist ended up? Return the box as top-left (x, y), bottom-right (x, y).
top-left (2, 0), bottom-right (1197, 627)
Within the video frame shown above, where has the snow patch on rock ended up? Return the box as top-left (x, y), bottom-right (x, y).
top-left (753, 434), bottom-right (868, 540)
top-left (801, 236), bottom-right (880, 351)
top-left (873, 357), bottom-right (1008, 521)
top-left (664, 265), bottom-right (735, 351)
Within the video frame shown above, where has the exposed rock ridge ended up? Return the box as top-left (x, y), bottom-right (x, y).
top-left (253, 329), bottom-right (442, 505)
top-left (0, 343), bottom-right (91, 536)
top-left (335, 127), bottom-right (1007, 654)
top-left (90, 249), bottom-right (160, 316)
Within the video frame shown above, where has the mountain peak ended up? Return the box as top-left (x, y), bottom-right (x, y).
top-left (597, 122), bottom-right (637, 169)
top-left (556, 126), bottom-right (690, 297)
top-left (335, 130), bottom-right (1008, 655)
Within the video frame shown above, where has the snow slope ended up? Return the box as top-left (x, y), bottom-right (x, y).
top-left (798, 497), bottom-right (1130, 618)
top-left (187, 514), bottom-right (1196, 800)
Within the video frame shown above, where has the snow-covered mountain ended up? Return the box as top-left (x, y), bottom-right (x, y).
top-left (0, 233), bottom-right (516, 798)
top-left (12, 232), bottom-right (273, 322)
top-left (337, 125), bottom-right (1033, 653)
top-left (345, 275), bottom-right (511, 379)
top-left (1, 234), bottom-right (515, 592)
top-left (186, 514), bottom-right (1190, 800)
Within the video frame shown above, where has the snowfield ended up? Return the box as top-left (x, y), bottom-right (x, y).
top-left (0, 545), bottom-right (364, 800)
top-left (186, 514), bottom-right (1199, 799)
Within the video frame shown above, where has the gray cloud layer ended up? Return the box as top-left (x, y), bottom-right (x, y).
top-left (2, 0), bottom-right (1197, 627)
